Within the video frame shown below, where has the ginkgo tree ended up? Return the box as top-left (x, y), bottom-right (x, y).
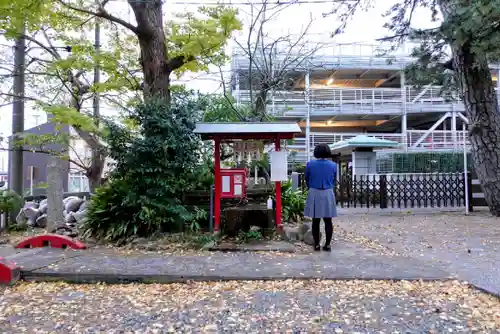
top-left (0, 0), bottom-right (242, 191)
top-left (58, 0), bottom-right (242, 103)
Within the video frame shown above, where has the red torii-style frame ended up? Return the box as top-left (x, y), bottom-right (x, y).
top-left (195, 122), bottom-right (302, 233)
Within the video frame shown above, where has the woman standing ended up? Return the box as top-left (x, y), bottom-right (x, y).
top-left (303, 143), bottom-right (338, 251)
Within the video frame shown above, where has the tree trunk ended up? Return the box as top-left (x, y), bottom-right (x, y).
top-left (70, 95), bottom-right (106, 193)
top-left (86, 149), bottom-right (105, 193)
top-left (255, 84), bottom-right (269, 119)
top-left (46, 156), bottom-right (65, 232)
top-left (451, 45), bottom-right (500, 216)
top-left (128, 0), bottom-right (171, 104)
top-left (438, 0), bottom-right (500, 216)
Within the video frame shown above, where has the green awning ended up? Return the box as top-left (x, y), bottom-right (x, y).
top-left (329, 135), bottom-right (400, 153)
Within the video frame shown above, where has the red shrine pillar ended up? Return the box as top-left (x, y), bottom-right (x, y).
top-left (214, 137), bottom-right (221, 233)
top-left (274, 136), bottom-right (282, 230)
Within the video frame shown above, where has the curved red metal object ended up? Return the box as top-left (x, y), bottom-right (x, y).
top-left (14, 234), bottom-right (87, 250)
top-left (0, 257), bottom-right (21, 285)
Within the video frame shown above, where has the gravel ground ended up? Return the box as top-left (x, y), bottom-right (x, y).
top-left (0, 280), bottom-right (498, 333)
top-left (332, 210), bottom-right (500, 295)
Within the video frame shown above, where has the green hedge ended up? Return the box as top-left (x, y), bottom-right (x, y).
top-left (378, 152), bottom-right (473, 173)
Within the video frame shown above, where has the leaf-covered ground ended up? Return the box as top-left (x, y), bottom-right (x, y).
top-left (333, 209), bottom-right (500, 295)
top-left (0, 280), bottom-right (498, 333)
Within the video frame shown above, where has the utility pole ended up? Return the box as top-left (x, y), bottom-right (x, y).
top-left (93, 8), bottom-right (100, 122)
top-left (9, 31), bottom-right (26, 197)
top-left (89, 7), bottom-right (101, 191)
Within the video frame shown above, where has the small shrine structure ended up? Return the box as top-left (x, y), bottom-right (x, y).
top-left (194, 122), bottom-right (301, 233)
top-left (329, 135), bottom-right (400, 176)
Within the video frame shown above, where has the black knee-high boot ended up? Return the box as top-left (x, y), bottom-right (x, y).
top-left (312, 218), bottom-right (321, 249)
top-left (323, 218), bottom-right (333, 250)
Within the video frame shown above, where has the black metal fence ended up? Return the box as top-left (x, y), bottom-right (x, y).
top-left (299, 172), bottom-right (470, 209)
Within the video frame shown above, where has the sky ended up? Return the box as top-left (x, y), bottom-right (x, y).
top-left (0, 0), bottom-right (437, 172)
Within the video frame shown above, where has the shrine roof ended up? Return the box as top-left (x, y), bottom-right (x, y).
top-left (195, 122), bottom-right (302, 140)
top-left (329, 135), bottom-right (400, 154)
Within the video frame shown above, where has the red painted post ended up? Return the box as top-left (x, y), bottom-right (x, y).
top-left (214, 137), bottom-right (221, 233)
top-left (274, 136), bottom-right (282, 230)
top-left (0, 257), bottom-right (21, 285)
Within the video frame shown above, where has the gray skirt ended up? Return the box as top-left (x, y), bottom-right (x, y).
top-left (304, 188), bottom-right (338, 218)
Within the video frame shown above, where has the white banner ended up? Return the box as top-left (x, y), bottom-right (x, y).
top-left (270, 151), bottom-right (288, 182)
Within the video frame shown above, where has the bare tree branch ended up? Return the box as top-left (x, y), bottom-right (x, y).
top-left (57, 0), bottom-right (140, 34)
top-left (233, 0), bottom-right (323, 119)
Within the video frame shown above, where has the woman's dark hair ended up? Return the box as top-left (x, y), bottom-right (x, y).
top-left (313, 143), bottom-right (332, 159)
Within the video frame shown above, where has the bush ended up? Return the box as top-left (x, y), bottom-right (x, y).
top-left (0, 190), bottom-right (22, 215)
top-left (82, 99), bottom-right (207, 241)
top-left (387, 152), bottom-right (473, 173)
top-left (278, 180), bottom-right (307, 223)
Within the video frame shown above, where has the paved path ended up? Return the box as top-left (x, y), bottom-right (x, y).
top-left (3, 239), bottom-right (449, 283)
top-left (334, 210), bottom-right (500, 296)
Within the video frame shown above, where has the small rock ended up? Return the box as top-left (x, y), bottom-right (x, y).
top-left (65, 198), bottom-right (84, 213)
top-left (299, 221), bottom-right (311, 235)
top-left (303, 230), bottom-right (321, 246)
top-left (24, 207), bottom-right (40, 227)
top-left (203, 324), bottom-right (218, 332)
top-left (62, 196), bottom-right (79, 206)
top-left (249, 225), bottom-right (261, 232)
top-left (281, 226), bottom-right (300, 242)
top-left (38, 199), bottom-right (48, 214)
top-left (23, 201), bottom-right (39, 210)
top-left (78, 201), bottom-right (87, 211)
top-left (64, 212), bottom-right (77, 224)
top-left (73, 210), bottom-right (87, 224)
top-left (15, 209), bottom-right (27, 226)
top-left (132, 237), bottom-right (149, 245)
top-left (35, 214), bottom-right (47, 228)
top-left (202, 240), bottom-right (216, 250)
top-left (145, 243), bottom-right (158, 251)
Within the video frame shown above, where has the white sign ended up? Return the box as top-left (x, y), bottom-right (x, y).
top-left (234, 184), bottom-right (243, 196)
top-left (270, 151), bottom-right (288, 182)
top-left (222, 175), bottom-right (231, 193)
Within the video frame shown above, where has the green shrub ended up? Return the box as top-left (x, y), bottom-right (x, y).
top-left (0, 190), bottom-right (22, 215)
top-left (278, 180), bottom-right (307, 222)
top-left (194, 154), bottom-right (214, 190)
top-left (237, 229), bottom-right (263, 242)
top-left (388, 152), bottom-right (473, 173)
top-left (81, 99), bottom-right (207, 242)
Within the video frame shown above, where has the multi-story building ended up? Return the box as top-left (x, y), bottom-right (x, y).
top-left (230, 42), bottom-right (490, 172)
top-left (9, 121), bottom-right (114, 194)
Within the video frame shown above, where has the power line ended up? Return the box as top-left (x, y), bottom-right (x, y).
top-left (118, 0), bottom-right (351, 5)
top-left (168, 0), bottom-right (344, 4)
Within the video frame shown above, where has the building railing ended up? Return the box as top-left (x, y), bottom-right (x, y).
top-left (231, 41), bottom-right (421, 69)
top-left (293, 130), bottom-right (470, 149)
top-left (234, 85), bottom-right (462, 115)
top-left (232, 41), bottom-right (421, 58)
top-left (291, 132), bottom-right (405, 148)
top-left (287, 130), bottom-right (471, 165)
top-left (406, 130), bottom-right (469, 150)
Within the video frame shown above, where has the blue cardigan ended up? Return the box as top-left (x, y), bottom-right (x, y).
top-left (305, 159), bottom-right (337, 189)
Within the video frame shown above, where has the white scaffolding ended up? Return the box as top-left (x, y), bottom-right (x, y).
top-left (228, 42), bottom-right (500, 165)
